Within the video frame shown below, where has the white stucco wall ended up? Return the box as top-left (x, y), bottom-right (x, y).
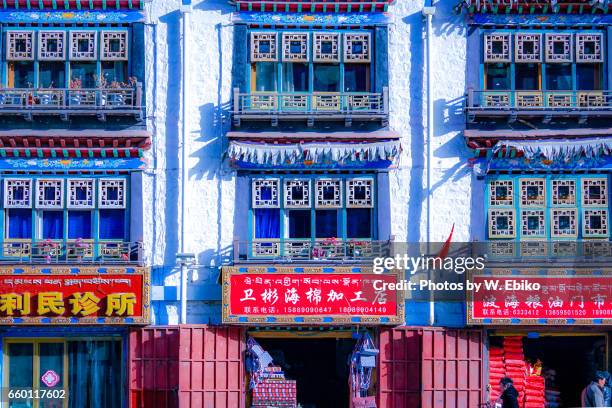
top-left (142, 0), bottom-right (473, 324)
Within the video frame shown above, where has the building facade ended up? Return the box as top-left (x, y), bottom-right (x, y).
top-left (463, 0), bottom-right (612, 406)
top-left (135, 0), bottom-right (476, 407)
top-left (3, 0), bottom-right (610, 406)
top-left (0, 1), bottom-right (150, 407)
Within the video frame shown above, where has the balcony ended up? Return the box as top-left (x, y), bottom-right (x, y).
top-left (0, 84), bottom-right (143, 121)
top-left (233, 239), bottom-right (391, 263)
top-left (0, 241), bottom-right (143, 265)
top-left (466, 88), bottom-right (612, 123)
top-left (232, 88), bottom-right (389, 127)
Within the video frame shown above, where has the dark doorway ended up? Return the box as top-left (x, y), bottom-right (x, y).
top-left (490, 335), bottom-right (607, 407)
top-left (255, 337), bottom-right (354, 408)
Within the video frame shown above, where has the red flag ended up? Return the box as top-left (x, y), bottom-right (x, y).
top-left (436, 224), bottom-right (455, 259)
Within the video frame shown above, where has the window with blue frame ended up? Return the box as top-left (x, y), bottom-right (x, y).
top-left (482, 31), bottom-right (605, 93)
top-left (2, 177), bottom-right (129, 243)
top-left (3, 28), bottom-right (130, 89)
top-left (486, 175), bottom-right (609, 240)
top-left (249, 175), bottom-right (376, 256)
top-left (249, 30), bottom-right (373, 95)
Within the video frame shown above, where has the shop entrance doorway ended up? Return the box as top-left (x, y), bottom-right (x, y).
top-left (490, 334), bottom-right (607, 408)
top-left (3, 338), bottom-right (123, 408)
top-left (254, 335), bottom-right (355, 408)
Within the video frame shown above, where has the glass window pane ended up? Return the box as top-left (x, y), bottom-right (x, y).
top-left (347, 208), bottom-right (372, 238)
top-left (39, 342), bottom-right (65, 390)
top-left (281, 63), bottom-right (309, 92)
top-left (7, 209), bottom-right (32, 239)
top-left (10, 62), bottom-right (35, 88)
top-left (68, 341), bottom-right (121, 408)
top-left (313, 64), bottom-right (340, 92)
top-left (99, 209), bottom-right (125, 240)
top-left (42, 211), bottom-right (64, 240)
top-left (515, 63), bottom-right (539, 90)
top-left (101, 61), bottom-right (127, 85)
top-left (485, 63), bottom-right (510, 90)
top-left (254, 209), bottom-right (280, 239)
top-left (8, 343), bottom-right (33, 388)
top-left (288, 210), bottom-right (311, 239)
top-left (39, 62), bottom-right (66, 88)
top-left (577, 64), bottom-right (602, 90)
top-left (68, 211), bottom-right (92, 239)
top-left (70, 63), bottom-right (97, 88)
top-left (315, 210), bottom-right (338, 238)
top-left (344, 64), bottom-right (370, 92)
top-left (546, 64), bottom-right (572, 90)
top-left (253, 63), bottom-right (276, 92)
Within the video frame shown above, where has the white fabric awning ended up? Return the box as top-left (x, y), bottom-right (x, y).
top-left (227, 140), bottom-right (402, 165)
top-left (493, 138), bottom-right (612, 160)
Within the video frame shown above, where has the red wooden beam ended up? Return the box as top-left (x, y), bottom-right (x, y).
top-left (4, 0), bottom-right (143, 9)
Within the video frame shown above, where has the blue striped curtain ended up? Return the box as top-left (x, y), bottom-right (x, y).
top-left (7, 209), bottom-right (32, 239)
top-left (42, 211), bottom-right (63, 240)
top-left (68, 341), bottom-right (121, 408)
top-left (254, 209), bottom-right (280, 239)
top-left (68, 211), bottom-right (92, 239)
top-left (99, 209), bottom-right (125, 240)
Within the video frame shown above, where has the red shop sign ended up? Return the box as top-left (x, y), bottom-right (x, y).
top-left (222, 267), bottom-right (405, 325)
top-left (469, 274), bottom-right (612, 325)
top-left (0, 268), bottom-right (150, 325)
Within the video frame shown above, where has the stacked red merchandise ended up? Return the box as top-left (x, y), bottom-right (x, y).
top-left (503, 337), bottom-right (527, 407)
top-left (524, 375), bottom-right (545, 408)
top-left (489, 346), bottom-right (505, 402)
top-left (252, 379), bottom-right (297, 407)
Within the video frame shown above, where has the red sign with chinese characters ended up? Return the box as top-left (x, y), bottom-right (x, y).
top-left (0, 273), bottom-right (148, 324)
top-left (470, 275), bottom-right (612, 323)
top-left (223, 270), bottom-right (403, 325)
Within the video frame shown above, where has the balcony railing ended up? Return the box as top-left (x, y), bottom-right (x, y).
top-left (233, 239), bottom-right (391, 263)
top-left (232, 87), bottom-right (389, 125)
top-left (476, 241), bottom-right (612, 266)
top-left (466, 88), bottom-right (612, 120)
top-left (0, 83), bottom-right (143, 120)
top-left (0, 241), bottom-right (143, 265)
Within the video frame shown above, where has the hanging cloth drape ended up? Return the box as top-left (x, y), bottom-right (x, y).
top-left (227, 140), bottom-right (402, 166)
top-left (68, 340), bottom-right (121, 408)
top-left (493, 138), bottom-right (612, 160)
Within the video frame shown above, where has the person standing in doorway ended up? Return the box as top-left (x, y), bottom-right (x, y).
top-left (498, 377), bottom-right (519, 408)
top-left (581, 371), bottom-right (607, 407)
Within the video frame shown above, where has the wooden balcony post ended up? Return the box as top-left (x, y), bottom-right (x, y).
top-left (467, 87), bottom-right (474, 108)
top-left (136, 82), bottom-right (143, 107)
top-left (382, 86), bottom-right (389, 114)
top-left (233, 87), bottom-right (240, 113)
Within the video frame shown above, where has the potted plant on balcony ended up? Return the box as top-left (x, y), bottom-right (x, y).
top-left (312, 237), bottom-right (340, 260)
top-left (99, 75), bottom-right (137, 107)
top-left (39, 239), bottom-right (59, 264)
top-left (69, 78), bottom-right (84, 106)
top-left (348, 240), bottom-right (369, 257)
top-left (71, 238), bottom-right (92, 262)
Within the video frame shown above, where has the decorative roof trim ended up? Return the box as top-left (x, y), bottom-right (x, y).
top-left (0, 10), bottom-right (144, 23)
top-left (227, 129), bottom-right (400, 142)
top-left (460, 0), bottom-right (610, 15)
top-left (232, 11), bottom-right (390, 26)
top-left (493, 138), bottom-right (612, 160)
top-left (231, 1), bottom-right (394, 13)
top-left (227, 140), bottom-right (401, 166)
top-left (0, 157), bottom-right (147, 170)
top-left (0, 129), bottom-right (151, 158)
top-left (0, 0), bottom-right (143, 11)
top-left (469, 13), bottom-right (611, 26)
